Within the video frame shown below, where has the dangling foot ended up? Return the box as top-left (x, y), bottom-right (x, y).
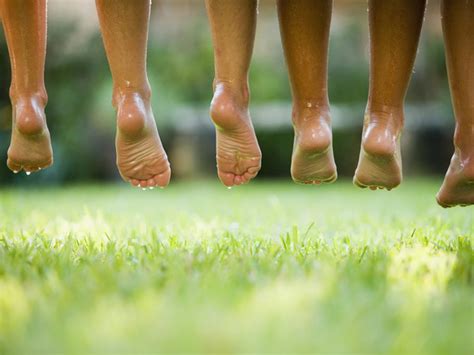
top-left (7, 95), bottom-right (53, 174)
top-left (354, 109), bottom-right (403, 190)
top-left (291, 104), bottom-right (336, 185)
top-left (210, 83), bottom-right (261, 187)
top-left (436, 149), bottom-right (474, 208)
top-left (115, 92), bottom-right (171, 188)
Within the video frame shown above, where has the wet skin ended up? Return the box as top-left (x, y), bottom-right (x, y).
top-left (205, 0), bottom-right (262, 186)
top-left (277, 0), bottom-right (337, 185)
top-left (210, 82), bottom-right (261, 186)
top-left (356, 0), bottom-right (474, 207)
top-left (354, 0), bottom-right (426, 190)
top-left (96, 0), bottom-right (170, 188)
top-left (206, 0), bottom-right (336, 186)
top-left (436, 0), bottom-right (474, 207)
top-left (0, 0), bottom-right (53, 174)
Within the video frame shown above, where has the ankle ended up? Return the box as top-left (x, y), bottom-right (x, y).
top-left (113, 82), bottom-right (151, 109)
top-left (291, 100), bottom-right (330, 126)
top-left (365, 104), bottom-right (404, 132)
top-left (454, 123), bottom-right (474, 155)
top-left (213, 80), bottom-right (249, 107)
top-left (10, 88), bottom-right (47, 107)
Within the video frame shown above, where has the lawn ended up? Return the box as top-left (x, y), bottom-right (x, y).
top-left (0, 179), bottom-right (472, 354)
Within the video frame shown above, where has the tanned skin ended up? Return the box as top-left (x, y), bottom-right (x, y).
top-left (205, 0), bottom-right (336, 186)
top-left (277, 0), bottom-right (336, 185)
top-left (205, 0), bottom-right (262, 187)
top-left (354, 0), bottom-right (426, 191)
top-left (0, 0), bottom-right (53, 174)
top-left (436, 0), bottom-right (474, 207)
top-left (96, 0), bottom-right (171, 188)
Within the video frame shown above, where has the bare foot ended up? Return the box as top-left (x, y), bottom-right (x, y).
top-left (7, 95), bottom-right (53, 174)
top-left (115, 92), bottom-right (171, 188)
top-left (291, 104), bottom-right (337, 184)
top-left (210, 83), bottom-right (261, 187)
top-left (436, 149), bottom-right (474, 207)
top-left (354, 109), bottom-right (403, 190)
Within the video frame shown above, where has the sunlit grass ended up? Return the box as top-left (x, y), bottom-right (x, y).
top-left (0, 179), bottom-right (472, 353)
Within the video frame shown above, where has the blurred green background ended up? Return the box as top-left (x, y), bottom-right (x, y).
top-left (0, 0), bottom-right (455, 185)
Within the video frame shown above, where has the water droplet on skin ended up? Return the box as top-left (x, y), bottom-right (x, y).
top-left (307, 102), bottom-right (312, 108)
top-left (26, 171), bottom-right (31, 176)
top-left (125, 80), bottom-right (131, 88)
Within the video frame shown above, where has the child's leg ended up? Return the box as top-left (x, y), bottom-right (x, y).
top-left (354, 0), bottom-right (426, 190)
top-left (277, 0), bottom-right (336, 185)
top-left (205, 0), bottom-right (261, 187)
top-left (0, 0), bottom-right (53, 174)
top-left (436, 0), bottom-right (474, 207)
top-left (95, 0), bottom-right (170, 188)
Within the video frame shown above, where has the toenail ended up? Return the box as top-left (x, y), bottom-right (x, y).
top-left (149, 187), bottom-right (154, 190)
top-left (227, 186), bottom-right (232, 190)
top-left (26, 171), bottom-right (31, 176)
top-left (13, 170), bottom-right (18, 174)
top-left (141, 188), bottom-right (146, 191)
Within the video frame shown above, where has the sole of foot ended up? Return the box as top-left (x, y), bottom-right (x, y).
top-left (115, 92), bottom-right (171, 189)
top-left (354, 111), bottom-right (403, 191)
top-left (291, 108), bottom-right (337, 185)
top-left (7, 96), bottom-right (53, 175)
top-left (210, 84), bottom-right (261, 187)
top-left (436, 151), bottom-right (474, 208)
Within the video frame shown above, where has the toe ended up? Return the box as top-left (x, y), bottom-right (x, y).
top-left (218, 171), bottom-right (236, 187)
top-left (24, 166), bottom-right (41, 174)
top-left (7, 159), bottom-right (22, 173)
top-left (147, 178), bottom-right (156, 187)
top-left (233, 175), bottom-right (243, 185)
top-left (435, 194), bottom-right (450, 208)
top-left (130, 179), bottom-right (140, 187)
top-left (153, 169), bottom-right (171, 188)
top-left (138, 180), bottom-right (149, 188)
top-left (243, 172), bottom-right (254, 182)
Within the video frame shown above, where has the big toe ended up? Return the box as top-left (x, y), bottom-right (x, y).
top-left (218, 170), bottom-right (237, 187)
top-left (7, 158), bottom-right (22, 173)
top-left (435, 188), bottom-right (454, 208)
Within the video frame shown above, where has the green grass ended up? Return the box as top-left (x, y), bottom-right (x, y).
top-left (0, 179), bottom-right (472, 354)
